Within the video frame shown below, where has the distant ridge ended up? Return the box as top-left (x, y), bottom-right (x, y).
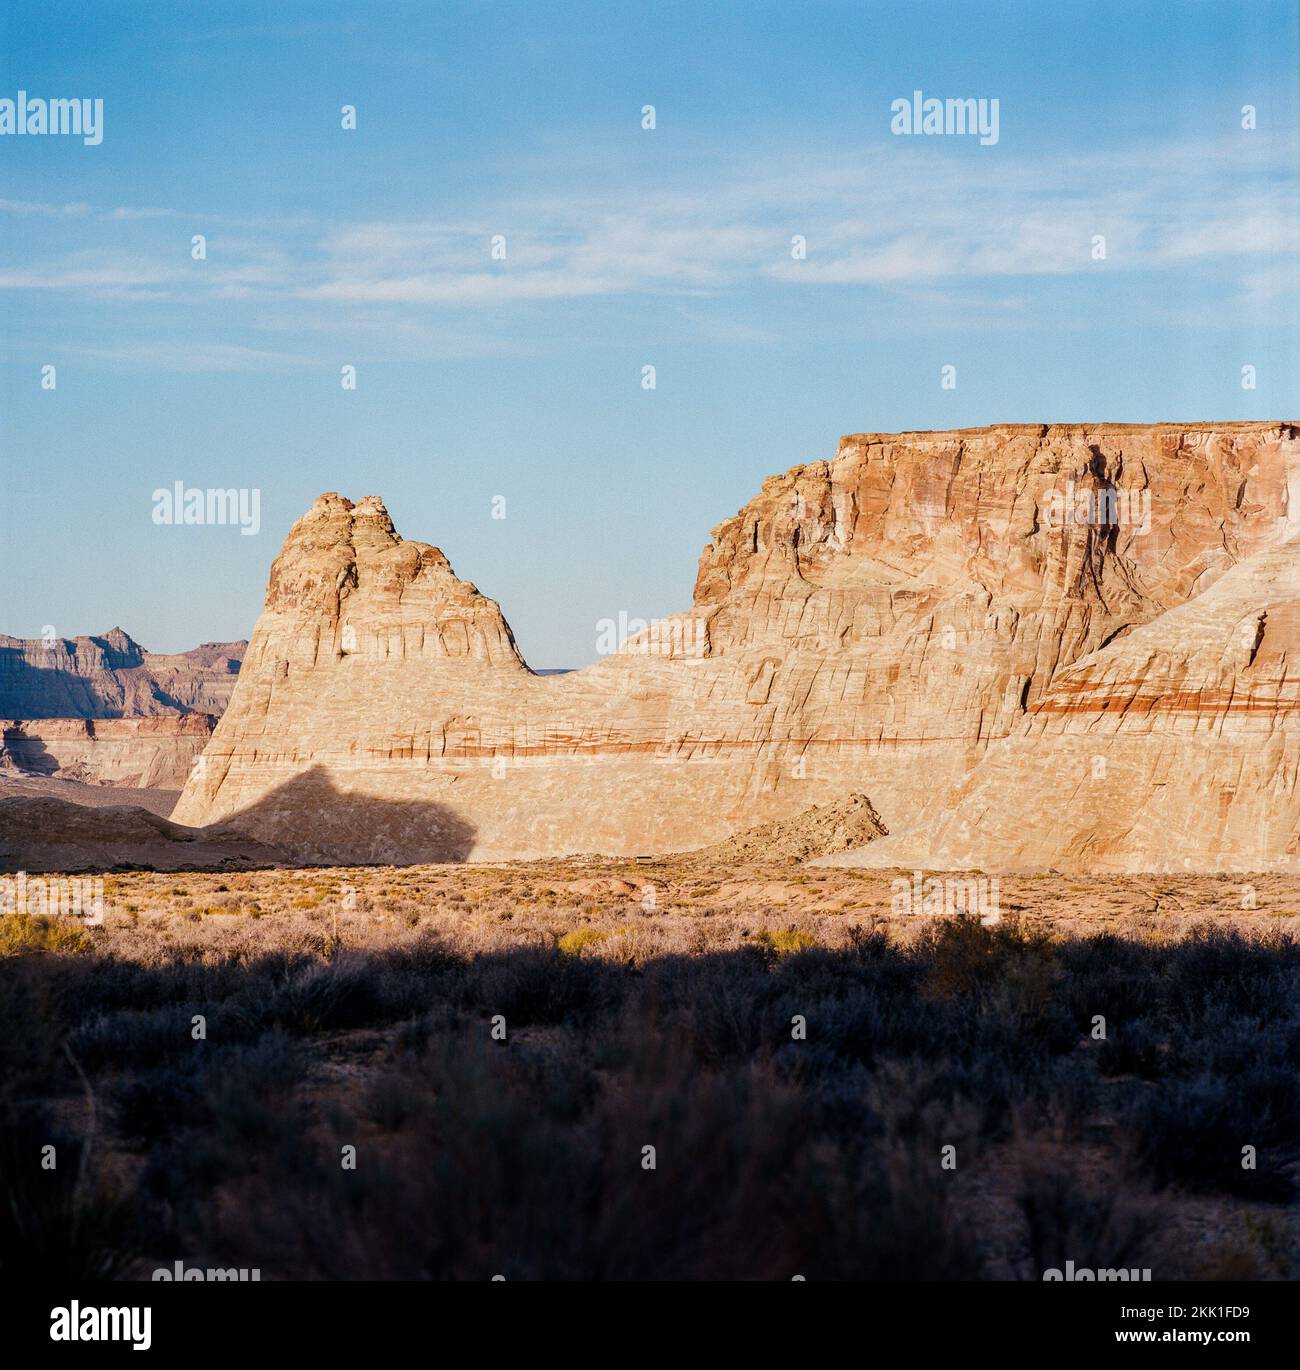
top-left (0, 629), bottom-right (246, 719)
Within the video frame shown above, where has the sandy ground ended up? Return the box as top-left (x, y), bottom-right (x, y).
top-left (0, 772), bottom-right (180, 817)
top-left (94, 858), bottom-right (1300, 948)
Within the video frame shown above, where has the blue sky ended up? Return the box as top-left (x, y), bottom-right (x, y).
top-left (2, 0), bottom-right (1297, 666)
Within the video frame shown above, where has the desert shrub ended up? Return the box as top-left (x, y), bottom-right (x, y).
top-left (917, 919), bottom-right (1057, 1001)
top-left (1096, 1013), bottom-right (1167, 1078)
top-left (557, 928), bottom-right (607, 955)
top-left (1161, 926), bottom-right (1298, 1018)
top-left (270, 957), bottom-right (385, 1033)
top-left (0, 1104), bottom-right (137, 1280)
top-left (135, 1031), bottom-right (307, 1229)
top-left (1123, 1068), bottom-right (1293, 1200)
top-left (1014, 1144), bottom-right (1165, 1279)
top-left (2, 915), bottom-right (1296, 1278)
top-left (754, 928), bottom-right (818, 955)
top-left (1125, 1072), bottom-right (1297, 1199)
top-left (0, 914), bottom-right (92, 958)
top-left (467, 947), bottom-right (616, 1027)
top-left (1193, 1213), bottom-right (1300, 1281)
top-left (0, 964), bottom-right (68, 1100)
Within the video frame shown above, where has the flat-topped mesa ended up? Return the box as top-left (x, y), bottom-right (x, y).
top-left (175, 423), bottom-right (1300, 868)
top-left (695, 420), bottom-right (1297, 611)
top-left (692, 423), bottom-right (1298, 730)
top-left (0, 629), bottom-right (244, 718)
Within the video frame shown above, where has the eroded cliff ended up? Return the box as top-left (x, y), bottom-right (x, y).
top-left (174, 422), bottom-right (1299, 869)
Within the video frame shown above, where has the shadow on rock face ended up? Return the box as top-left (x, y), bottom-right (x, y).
top-left (1, 727), bottom-right (59, 777)
top-left (220, 765), bottom-right (477, 865)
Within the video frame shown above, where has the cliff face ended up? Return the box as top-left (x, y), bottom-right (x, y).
top-left (0, 715), bottom-right (217, 790)
top-left (0, 628), bottom-right (242, 792)
top-left (826, 528), bottom-right (1300, 873)
top-left (173, 423), bottom-right (1300, 870)
top-left (0, 628), bottom-right (244, 718)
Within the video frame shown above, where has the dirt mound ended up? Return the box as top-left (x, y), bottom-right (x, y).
top-left (684, 793), bottom-right (887, 865)
top-left (0, 773), bottom-right (179, 817)
top-left (0, 795), bottom-right (284, 873)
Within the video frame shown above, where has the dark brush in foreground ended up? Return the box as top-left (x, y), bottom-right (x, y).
top-left (2, 916), bottom-right (1297, 1281)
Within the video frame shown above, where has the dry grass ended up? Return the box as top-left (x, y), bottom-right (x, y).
top-left (52, 860), bottom-right (1300, 963)
top-left (0, 913), bottom-right (93, 957)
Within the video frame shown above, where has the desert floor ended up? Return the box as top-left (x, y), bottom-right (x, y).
top-left (3, 858), bottom-right (1299, 1281)
top-left (92, 858), bottom-right (1300, 946)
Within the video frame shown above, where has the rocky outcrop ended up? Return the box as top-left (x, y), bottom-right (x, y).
top-left (0, 715), bottom-right (217, 789)
top-left (0, 629), bottom-right (241, 801)
top-left (682, 793), bottom-right (888, 865)
top-left (173, 423), bottom-right (1300, 869)
top-left (0, 628), bottom-right (244, 718)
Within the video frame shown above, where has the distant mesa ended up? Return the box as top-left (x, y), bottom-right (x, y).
top-left (0, 627), bottom-right (245, 719)
top-left (0, 629), bottom-right (245, 792)
top-left (172, 423), bottom-right (1300, 873)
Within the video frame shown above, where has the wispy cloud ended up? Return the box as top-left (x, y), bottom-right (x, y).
top-left (0, 252), bottom-right (185, 291)
top-left (62, 342), bottom-right (318, 372)
top-left (105, 206), bottom-right (179, 222)
top-left (292, 134), bottom-right (1300, 306)
top-left (0, 198), bottom-right (91, 217)
top-left (2, 131), bottom-right (1295, 364)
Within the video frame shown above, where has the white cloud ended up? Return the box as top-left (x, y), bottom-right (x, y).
top-left (0, 198), bottom-right (91, 217)
top-left (62, 342), bottom-right (317, 372)
top-left (289, 134), bottom-right (1298, 305)
top-left (0, 253), bottom-right (185, 291)
top-left (1, 131), bottom-right (1294, 358)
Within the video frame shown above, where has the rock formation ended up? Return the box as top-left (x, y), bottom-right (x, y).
top-left (1, 715), bottom-right (217, 789)
top-left (0, 629), bottom-right (241, 798)
top-left (0, 628), bottom-right (244, 718)
top-left (682, 793), bottom-right (888, 865)
top-left (174, 423), bottom-right (1299, 870)
top-left (820, 525), bottom-right (1300, 873)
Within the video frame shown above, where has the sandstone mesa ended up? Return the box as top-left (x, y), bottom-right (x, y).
top-left (0, 629), bottom-right (244, 791)
top-left (170, 421), bottom-right (1300, 874)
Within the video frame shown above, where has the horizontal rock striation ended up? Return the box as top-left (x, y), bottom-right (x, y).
top-left (0, 628), bottom-right (244, 718)
top-left (174, 423), bottom-right (1300, 869)
top-left (0, 715), bottom-right (217, 789)
top-left (823, 528), bottom-right (1300, 873)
